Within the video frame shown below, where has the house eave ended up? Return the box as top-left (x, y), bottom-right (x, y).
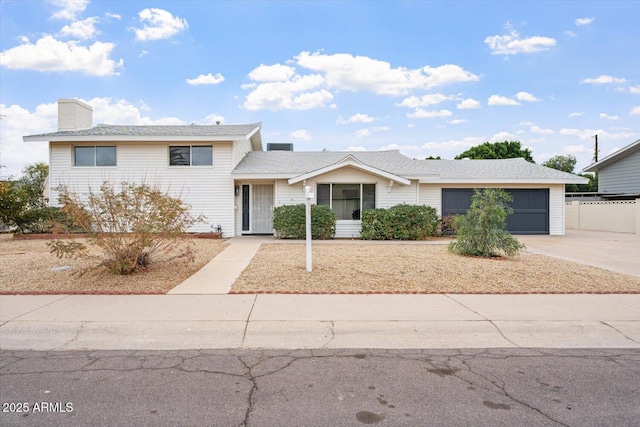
top-left (582, 138), bottom-right (640, 172)
top-left (288, 157), bottom-right (411, 186)
top-left (417, 178), bottom-right (589, 185)
top-left (23, 135), bottom-right (249, 143)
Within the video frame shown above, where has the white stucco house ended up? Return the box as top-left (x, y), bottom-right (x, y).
top-left (24, 99), bottom-right (588, 237)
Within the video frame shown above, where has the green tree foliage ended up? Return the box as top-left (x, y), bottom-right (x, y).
top-left (360, 204), bottom-right (439, 240)
top-left (542, 154), bottom-right (576, 173)
top-left (272, 204), bottom-right (336, 239)
top-left (425, 155), bottom-right (442, 160)
top-left (47, 182), bottom-right (202, 275)
top-left (455, 141), bottom-right (535, 163)
top-left (0, 163), bottom-right (53, 233)
top-left (448, 189), bottom-right (525, 258)
top-left (542, 154), bottom-right (598, 192)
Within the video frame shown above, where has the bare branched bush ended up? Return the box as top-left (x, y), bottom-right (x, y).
top-left (47, 182), bottom-right (203, 275)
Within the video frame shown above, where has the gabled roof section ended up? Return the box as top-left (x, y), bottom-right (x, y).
top-left (233, 152), bottom-right (588, 184)
top-left (23, 123), bottom-right (263, 148)
top-left (287, 154), bottom-right (411, 186)
top-left (583, 138), bottom-right (640, 173)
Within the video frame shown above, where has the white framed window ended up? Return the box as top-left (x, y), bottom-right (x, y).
top-left (74, 146), bottom-right (116, 167)
top-left (316, 183), bottom-right (376, 220)
top-left (169, 145), bottom-right (213, 166)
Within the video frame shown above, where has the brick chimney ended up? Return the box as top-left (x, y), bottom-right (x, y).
top-left (58, 98), bottom-right (93, 131)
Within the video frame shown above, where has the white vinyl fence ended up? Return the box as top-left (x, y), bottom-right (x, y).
top-left (565, 200), bottom-right (639, 234)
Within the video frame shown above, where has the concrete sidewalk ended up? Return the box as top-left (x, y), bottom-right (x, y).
top-left (1, 294), bottom-right (639, 350)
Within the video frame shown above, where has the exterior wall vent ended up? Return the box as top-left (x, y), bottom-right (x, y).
top-left (267, 143), bottom-right (294, 151)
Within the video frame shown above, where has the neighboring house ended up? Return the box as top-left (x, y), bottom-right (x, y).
top-left (583, 138), bottom-right (640, 199)
top-left (24, 99), bottom-right (588, 237)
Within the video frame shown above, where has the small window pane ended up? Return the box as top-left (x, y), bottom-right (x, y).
top-left (363, 184), bottom-right (376, 210)
top-left (75, 147), bottom-right (94, 166)
top-left (192, 146), bottom-right (213, 166)
top-left (332, 184), bottom-right (360, 220)
top-left (317, 184), bottom-right (330, 206)
top-left (170, 146), bottom-right (190, 166)
top-left (96, 146), bottom-right (116, 166)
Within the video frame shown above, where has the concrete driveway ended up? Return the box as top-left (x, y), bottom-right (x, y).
top-left (518, 230), bottom-right (640, 277)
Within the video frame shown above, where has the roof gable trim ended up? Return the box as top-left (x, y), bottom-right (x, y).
top-left (287, 157), bottom-right (411, 186)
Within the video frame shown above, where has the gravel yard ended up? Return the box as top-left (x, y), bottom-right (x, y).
top-left (0, 234), bottom-right (228, 294)
top-left (231, 243), bottom-right (640, 294)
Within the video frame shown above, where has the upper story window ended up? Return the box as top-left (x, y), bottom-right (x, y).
top-left (74, 146), bottom-right (116, 167)
top-left (169, 146), bottom-right (213, 166)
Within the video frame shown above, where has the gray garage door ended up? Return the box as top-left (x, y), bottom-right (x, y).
top-left (442, 188), bottom-right (549, 235)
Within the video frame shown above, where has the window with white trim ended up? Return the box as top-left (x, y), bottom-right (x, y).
top-left (316, 183), bottom-right (376, 220)
top-left (74, 146), bottom-right (116, 166)
top-left (169, 146), bottom-right (213, 166)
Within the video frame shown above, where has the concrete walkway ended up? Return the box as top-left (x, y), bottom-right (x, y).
top-left (1, 294), bottom-right (639, 350)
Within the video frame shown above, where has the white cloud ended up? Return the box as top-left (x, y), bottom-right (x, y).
top-left (329, 103), bottom-right (337, 109)
top-left (599, 113), bottom-right (618, 120)
top-left (133, 8), bottom-right (188, 41)
top-left (139, 50), bottom-right (148, 58)
top-left (490, 131), bottom-right (516, 141)
top-left (397, 93), bottom-right (452, 108)
top-left (243, 74), bottom-right (332, 111)
top-left (346, 146), bottom-right (368, 152)
top-left (630, 86), bottom-right (640, 95)
top-left (580, 75), bottom-right (627, 84)
top-left (422, 136), bottom-right (485, 150)
top-left (488, 95), bottom-right (520, 106)
top-left (49, 0), bottom-right (90, 20)
top-left (289, 129), bottom-right (312, 140)
top-left (407, 123), bottom-right (415, 128)
top-left (0, 35), bottom-right (123, 76)
top-left (564, 30), bottom-right (577, 37)
top-left (60, 17), bottom-right (100, 40)
top-left (372, 126), bottom-right (390, 132)
top-left (448, 119), bottom-right (468, 124)
top-left (295, 51), bottom-right (479, 95)
top-left (201, 113), bottom-right (225, 124)
top-left (575, 17), bottom-right (595, 26)
top-left (515, 91), bottom-right (540, 102)
top-left (631, 106), bottom-right (640, 115)
top-left (248, 64), bottom-right (296, 82)
top-left (105, 12), bottom-right (122, 20)
top-left (355, 129), bottom-right (371, 138)
top-left (568, 112), bottom-right (583, 117)
top-left (186, 73), bottom-right (225, 85)
top-left (407, 109), bottom-right (452, 119)
top-left (456, 98), bottom-right (480, 109)
top-left (529, 125), bottom-right (554, 134)
top-left (559, 127), bottom-right (635, 140)
top-left (484, 25), bottom-right (556, 55)
top-left (336, 113), bottom-right (376, 124)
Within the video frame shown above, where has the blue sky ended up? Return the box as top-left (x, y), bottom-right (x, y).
top-left (1, 0), bottom-right (639, 178)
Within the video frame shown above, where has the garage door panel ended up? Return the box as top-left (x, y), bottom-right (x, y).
top-left (442, 188), bottom-right (549, 235)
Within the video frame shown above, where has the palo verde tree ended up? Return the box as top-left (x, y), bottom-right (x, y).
top-left (448, 188), bottom-right (524, 258)
top-left (48, 181), bottom-right (203, 275)
top-left (455, 141), bottom-right (535, 163)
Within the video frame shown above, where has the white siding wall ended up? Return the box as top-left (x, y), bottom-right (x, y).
top-left (49, 141), bottom-right (236, 236)
top-left (418, 183), bottom-right (565, 235)
top-left (231, 138), bottom-right (252, 169)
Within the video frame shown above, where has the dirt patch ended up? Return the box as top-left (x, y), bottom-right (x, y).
top-left (231, 243), bottom-right (640, 294)
top-left (0, 234), bottom-right (228, 294)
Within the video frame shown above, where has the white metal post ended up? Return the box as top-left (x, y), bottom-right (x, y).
top-left (305, 185), bottom-right (314, 272)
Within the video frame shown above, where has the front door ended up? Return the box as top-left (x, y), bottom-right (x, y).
top-left (246, 184), bottom-right (274, 234)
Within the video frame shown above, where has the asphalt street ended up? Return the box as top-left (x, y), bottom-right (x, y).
top-left (1, 348), bottom-right (639, 427)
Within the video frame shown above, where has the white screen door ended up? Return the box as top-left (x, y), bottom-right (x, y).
top-left (251, 184), bottom-right (274, 234)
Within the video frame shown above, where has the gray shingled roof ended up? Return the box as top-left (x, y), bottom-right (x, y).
top-left (24, 123), bottom-right (262, 138)
top-left (232, 150), bottom-right (588, 182)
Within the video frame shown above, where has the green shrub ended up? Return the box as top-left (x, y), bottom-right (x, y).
top-left (15, 207), bottom-right (68, 234)
top-left (272, 204), bottom-right (336, 239)
top-left (360, 204), bottom-right (439, 240)
top-left (448, 188), bottom-right (525, 258)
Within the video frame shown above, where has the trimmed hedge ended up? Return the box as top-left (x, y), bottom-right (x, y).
top-left (360, 204), bottom-right (439, 240)
top-left (273, 204), bottom-right (336, 239)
